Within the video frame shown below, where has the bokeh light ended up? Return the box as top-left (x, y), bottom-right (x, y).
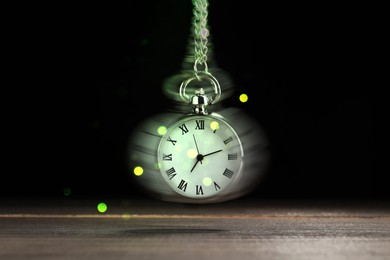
top-left (187, 148), bottom-right (197, 159)
top-left (97, 202), bottom-right (107, 213)
top-left (202, 177), bottom-right (212, 186)
top-left (210, 121), bottom-right (219, 131)
top-left (239, 93), bottom-right (248, 103)
top-left (133, 166), bottom-right (144, 176)
top-left (157, 125), bottom-right (167, 136)
top-left (63, 187), bottom-right (71, 196)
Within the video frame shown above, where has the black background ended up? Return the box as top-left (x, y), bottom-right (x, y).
top-left (3, 1), bottom-right (379, 201)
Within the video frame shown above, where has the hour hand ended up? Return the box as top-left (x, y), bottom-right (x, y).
top-left (190, 159), bottom-right (200, 173)
top-left (190, 154), bottom-right (204, 173)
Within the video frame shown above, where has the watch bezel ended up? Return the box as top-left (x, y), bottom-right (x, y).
top-left (156, 113), bottom-right (244, 200)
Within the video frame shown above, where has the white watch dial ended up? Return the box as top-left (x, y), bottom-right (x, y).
top-left (157, 114), bottom-right (244, 199)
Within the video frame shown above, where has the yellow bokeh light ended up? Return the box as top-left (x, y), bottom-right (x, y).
top-left (203, 177), bottom-right (212, 186)
top-left (133, 166), bottom-right (144, 176)
top-left (157, 126), bottom-right (167, 136)
top-left (210, 121), bottom-right (219, 131)
top-left (187, 148), bottom-right (197, 159)
top-left (122, 213), bottom-right (131, 220)
top-left (239, 93), bottom-right (248, 103)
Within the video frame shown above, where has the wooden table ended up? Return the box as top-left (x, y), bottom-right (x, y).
top-left (1, 197), bottom-right (389, 260)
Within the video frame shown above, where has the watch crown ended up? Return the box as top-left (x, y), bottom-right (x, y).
top-left (191, 88), bottom-right (209, 114)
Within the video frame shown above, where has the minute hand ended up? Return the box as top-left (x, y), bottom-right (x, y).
top-left (203, 149), bottom-right (223, 157)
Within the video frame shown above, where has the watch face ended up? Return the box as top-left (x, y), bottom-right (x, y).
top-left (157, 114), bottom-right (244, 199)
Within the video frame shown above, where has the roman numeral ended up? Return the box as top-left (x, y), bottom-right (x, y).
top-left (196, 185), bottom-right (204, 195)
top-left (179, 124), bottom-right (189, 135)
top-left (165, 167), bottom-right (177, 180)
top-left (223, 168), bottom-right (234, 179)
top-left (214, 182), bottom-right (221, 191)
top-left (177, 179), bottom-right (188, 191)
top-left (167, 137), bottom-right (177, 146)
top-left (195, 120), bottom-right (205, 130)
top-left (163, 154), bottom-right (172, 161)
top-left (223, 136), bottom-right (233, 145)
top-left (228, 153), bottom-right (237, 160)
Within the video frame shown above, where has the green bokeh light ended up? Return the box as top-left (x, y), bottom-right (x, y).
top-left (157, 125), bottom-right (167, 136)
top-left (140, 38), bottom-right (149, 46)
top-left (155, 162), bottom-right (161, 170)
top-left (97, 202), bottom-right (108, 213)
top-left (63, 187), bottom-right (71, 196)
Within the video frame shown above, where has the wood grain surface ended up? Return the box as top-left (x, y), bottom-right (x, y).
top-left (0, 198), bottom-right (389, 260)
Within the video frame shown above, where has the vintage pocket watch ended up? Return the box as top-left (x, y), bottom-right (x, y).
top-left (157, 73), bottom-right (244, 201)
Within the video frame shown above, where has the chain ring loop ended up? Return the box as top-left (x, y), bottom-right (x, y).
top-left (179, 72), bottom-right (221, 105)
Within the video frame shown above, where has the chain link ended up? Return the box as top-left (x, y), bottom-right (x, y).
top-left (192, 0), bottom-right (209, 74)
top-left (178, 0), bottom-right (221, 105)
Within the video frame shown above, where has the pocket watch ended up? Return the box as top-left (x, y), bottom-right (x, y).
top-left (128, 72), bottom-right (270, 203)
top-left (157, 73), bottom-right (244, 201)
